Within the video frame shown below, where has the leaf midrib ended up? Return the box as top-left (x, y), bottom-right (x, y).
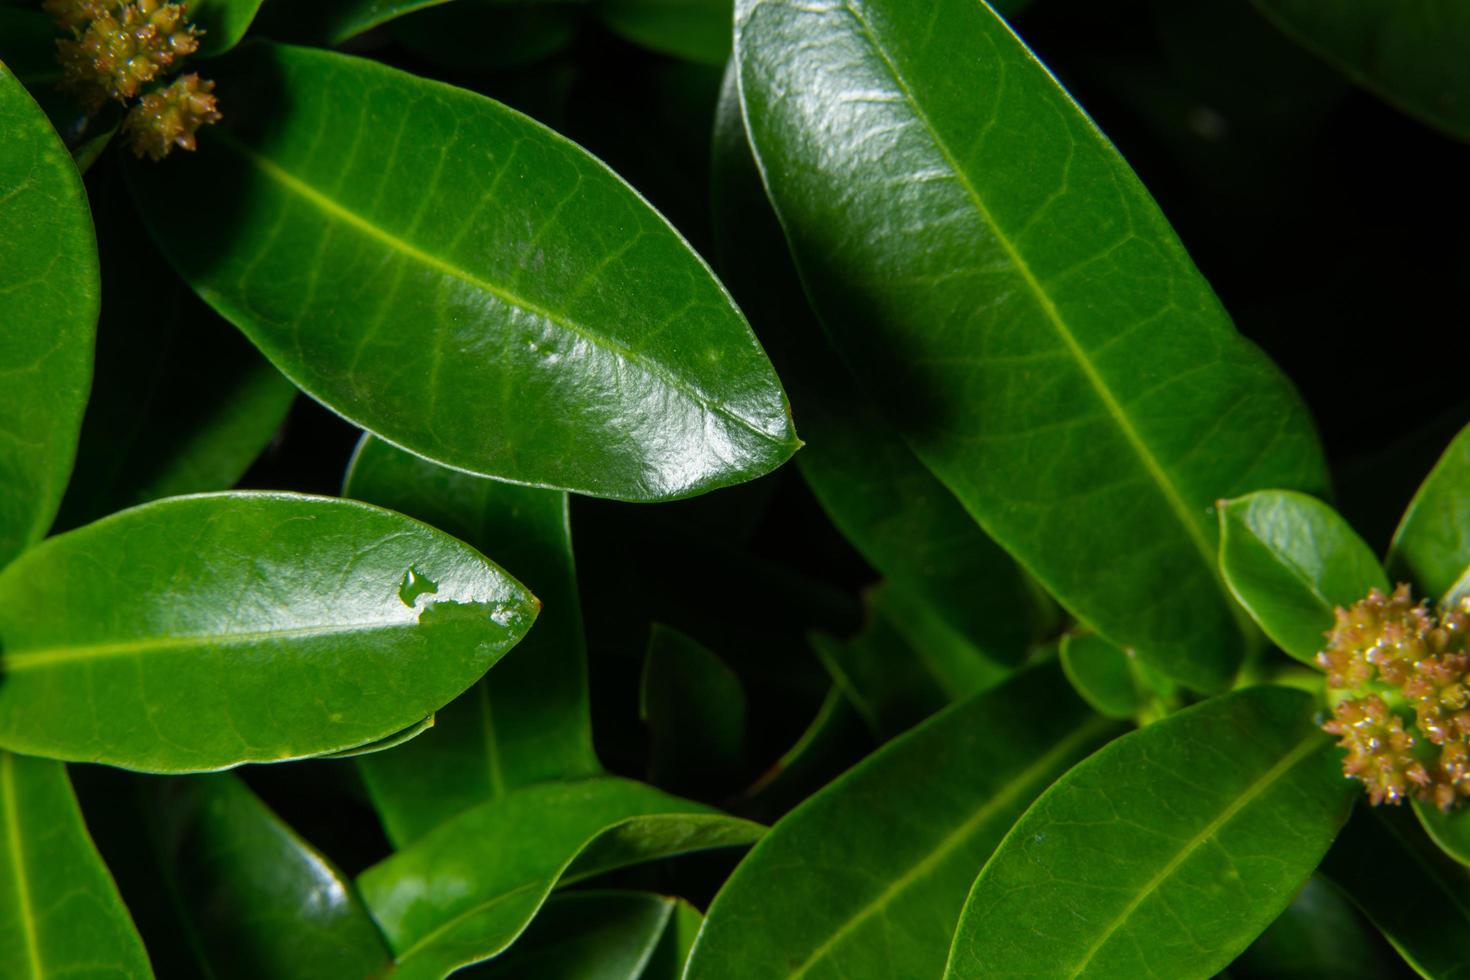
top-left (1061, 730), bottom-right (1326, 978)
top-left (211, 131), bottom-right (788, 448)
top-left (831, 0), bottom-right (1228, 596)
top-left (786, 715), bottom-right (1115, 978)
top-left (1, 755), bottom-right (42, 980)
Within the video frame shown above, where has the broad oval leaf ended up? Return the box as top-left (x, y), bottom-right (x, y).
top-left (686, 663), bottom-right (1120, 980)
top-left (0, 753), bottom-right (152, 979)
top-left (1251, 0), bottom-right (1470, 142)
top-left (0, 491), bottom-right (538, 772)
top-left (130, 42), bottom-right (797, 503)
top-left (1219, 490), bottom-right (1388, 664)
top-left (1389, 420), bottom-right (1470, 603)
top-left (734, 0), bottom-right (1328, 691)
top-left (0, 64), bottom-right (98, 569)
top-left (945, 686), bottom-right (1354, 979)
top-left (345, 435), bottom-right (601, 847)
top-left (357, 777), bottom-right (763, 980)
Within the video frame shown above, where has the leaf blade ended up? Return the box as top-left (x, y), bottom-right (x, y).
top-left (1389, 420), bottom-right (1470, 603)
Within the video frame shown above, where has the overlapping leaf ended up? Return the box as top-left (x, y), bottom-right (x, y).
top-left (1389, 420), bottom-right (1470, 603)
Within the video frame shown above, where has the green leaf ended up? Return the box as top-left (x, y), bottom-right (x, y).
top-left (686, 664), bottom-right (1120, 979)
top-left (316, 715), bottom-right (435, 759)
top-left (0, 63), bottom-right (98, 569)
top-left (86, 771), bottom-right (391, 979)
top-left (345, 435), bottom-right (601, 847)
top-left (738, 685), bottom-right (872, 821)
top-left (709, 65), bottom-right (1038, 663)
top-left (1219, 491), bottom-right (1388, 665)
top-left (946, 686), bottom-right (1355, 979)
top-left (357, 777), bottom-right (763, 979)
top-left (1322, 806), bottom-right (1470, 979)
top-left (1230, 876), bottom-right (1409, 980)
top-left (599, 0), bottom-right (733, 65)
top-left (188, 0), bottom-right (267, 56)
top-left (465, 891), bottom-right (695, 979)
top-left (1389, 421), bottom-right (1470, 603)
top-left (641, 624), bottom-right (747, 796)
top-left (1251, 0), bottom-right (1470, 142)
top-left (0, 491), bottom-right (538, 772)
top-left (734, 0), bottom-right (1328, 692)
top-left (1060, 630), bottom-right (1175, 722)
top-left (0, 754), bottom-right (152, 979)
top-left (267, 0), bottom-right (458, 44)
top-left (1413, 799), bottom-right (1470, 870)
top-left (130, 42), bottom-right (797, 503)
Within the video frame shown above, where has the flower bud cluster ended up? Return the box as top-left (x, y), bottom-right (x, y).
top-left (1319, 584), bottom-right (1470, 809)
top-left (44, 0), bottom-right (219, 159)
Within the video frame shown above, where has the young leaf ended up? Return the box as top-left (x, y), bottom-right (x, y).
top-left (1060, 631), bottom-right (1175, 722)
top-left (1388, 420), bottom-right (1470, 603)
top-left (709, 65), bottom-right (1038, 663)
top-left (734, 0), bottom-right (1328, 691)
top-left (641, 624), bottom-right (747, 796)
top-left (1219, 491), bottom-right (1389, 664)
top-left (345, 435), bottom-right (601, 846)
top-left (0, 754), bottom-right (152, 979)
top-left (82, 771), bottom-right (391, 979)
top-left (1322, 806), bottom-right (1470, 979)
top-left (0, 64), bottom-right (98, 569)
top-left (189, 0), bottom-right (268, 56)
top-left (946, 686), bottom-right (1355, 979)
top-left (686, 664), bottom-right (1120, 979)
top-left (129, 42), bottom-right (798, 503)
top-left (357, 777), bottom-right (763, 979)
top-left (0, 491), bottom-right (538, 772)
top-left (1251, 0), bottom-right (1470, 142)
top-left (599, 0), bottom-right (733, 65)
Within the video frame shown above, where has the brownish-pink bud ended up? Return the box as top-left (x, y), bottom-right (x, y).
top-left (122, 73), bottom-right (221, 160)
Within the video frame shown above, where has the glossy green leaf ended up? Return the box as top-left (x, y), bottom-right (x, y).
top-left (641, 624), bottom-right (747, 796)
top-left (1322, 806), bottom-right (1470, 979)
top-left (0, 754), bottom-right (152, 979)
top-left (90, 772), bottom-right (390, 979)
top-left (946, 686), bottom-right (1355, 979)
top-left (1251, 0), bottom-right (1470, 141)
top-left (709, 64), bottom-right (1038, 663)
top-left (345, 435), bottom-right (600, 847)
top-left (131, 42), bottom-right (797, 503)
top-left (1389, 421), bottom-right (1470, 603)
top-left (599, 0), bottom-right (732, 65)
top-left (189, 0), bottom-right (266, 56)
top-left (1219, 491), bottom-right (1388, 664)
top-left (1230, 876), bottom-right (1408, 980)
top-left (0, 491), bottom-right (538, 772)
top-left (0, 63), bottom-right (98, 570)
top-left (735, 0), bottom-right (1328, 692)
top-left (357, 777), bottom-right (763, 979)
top-left (1060, 631), bottom-right (1175, 722)
top-left (465, 891), bottom-right (693, 979)
top-left (686, 664), bottom-right (1120, 980)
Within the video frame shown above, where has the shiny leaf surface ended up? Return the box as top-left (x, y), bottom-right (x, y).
top-left (358, 777), bottom-right (762, 979)
top-left (946, 686), bottom-right (1354, 979)
top-left (0, 63), bottom-right (97, 569)
top-left (0, 753), bottom-right (151, 979)
top-left (687, 664), bottom-right (1119, 980)
top-left (0, 491), bottom-right (538, 771)
top-left (735, 0), bottom-right (1327, 691)
top-left (1389, 421), bottom-right (1470, 603)
top-left (131, 42), bottom-right (797, 502)
top-left (346, 435), bottom-right (600, 847)
top-left (641, 624), bottom-right (747, 796)
top-left (1251, 0), bottom-right (1470, 141)
top-left (1219, 491), bottom-right (1388, 664)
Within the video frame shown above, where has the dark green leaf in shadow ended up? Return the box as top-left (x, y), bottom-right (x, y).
top-left (709, 64), bottom-right (1037, 664)
top-left (357, 777), bottom-right (763, 979)
top-left (946, 686), bottom-right (1355, 979)
top-left (1219, 491), bottom-right (1388, 665)
top-left (0, 754), bottom-right (152, 979)
top-left (1250, 0), bottom-right (1470, 142)
top-left (1414, 799), bottom-right (1470, 870)
top-left (0, 63), bottom-right (97, 569)
top-left (0, 7), bottom-right (121, 165)
top-left (1389, 421), bottom-right (1470, 604)
top-left (1230, 875), bottom-right (1410, 980)
top-left (392, 2), bottom-right (583, 74)
top-left (735, 0), bottom-right (1328, 692)
top-left (130, 42), bottom-right (798, 503)
top-left (0, 491), bottom-right (538, 772)
top-left (599, 0), bottom-right (732, 65)
top-left (737, 684), bottom-right (872, 822)
top-left (1321, 805), bottom-right (1470, 979)
top-left (189, 0), bottom-right (268, 56)
top-left (687, 663), bottom-right (1118, 979)
top-left (1060, 630), bottom-right (1176, 722)
top-left (267, 0), bottom-right (457, 44)
top-left (345, 435), bottom-right (601, 847)
top-left (641, 624), bottom-right (747, 797)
